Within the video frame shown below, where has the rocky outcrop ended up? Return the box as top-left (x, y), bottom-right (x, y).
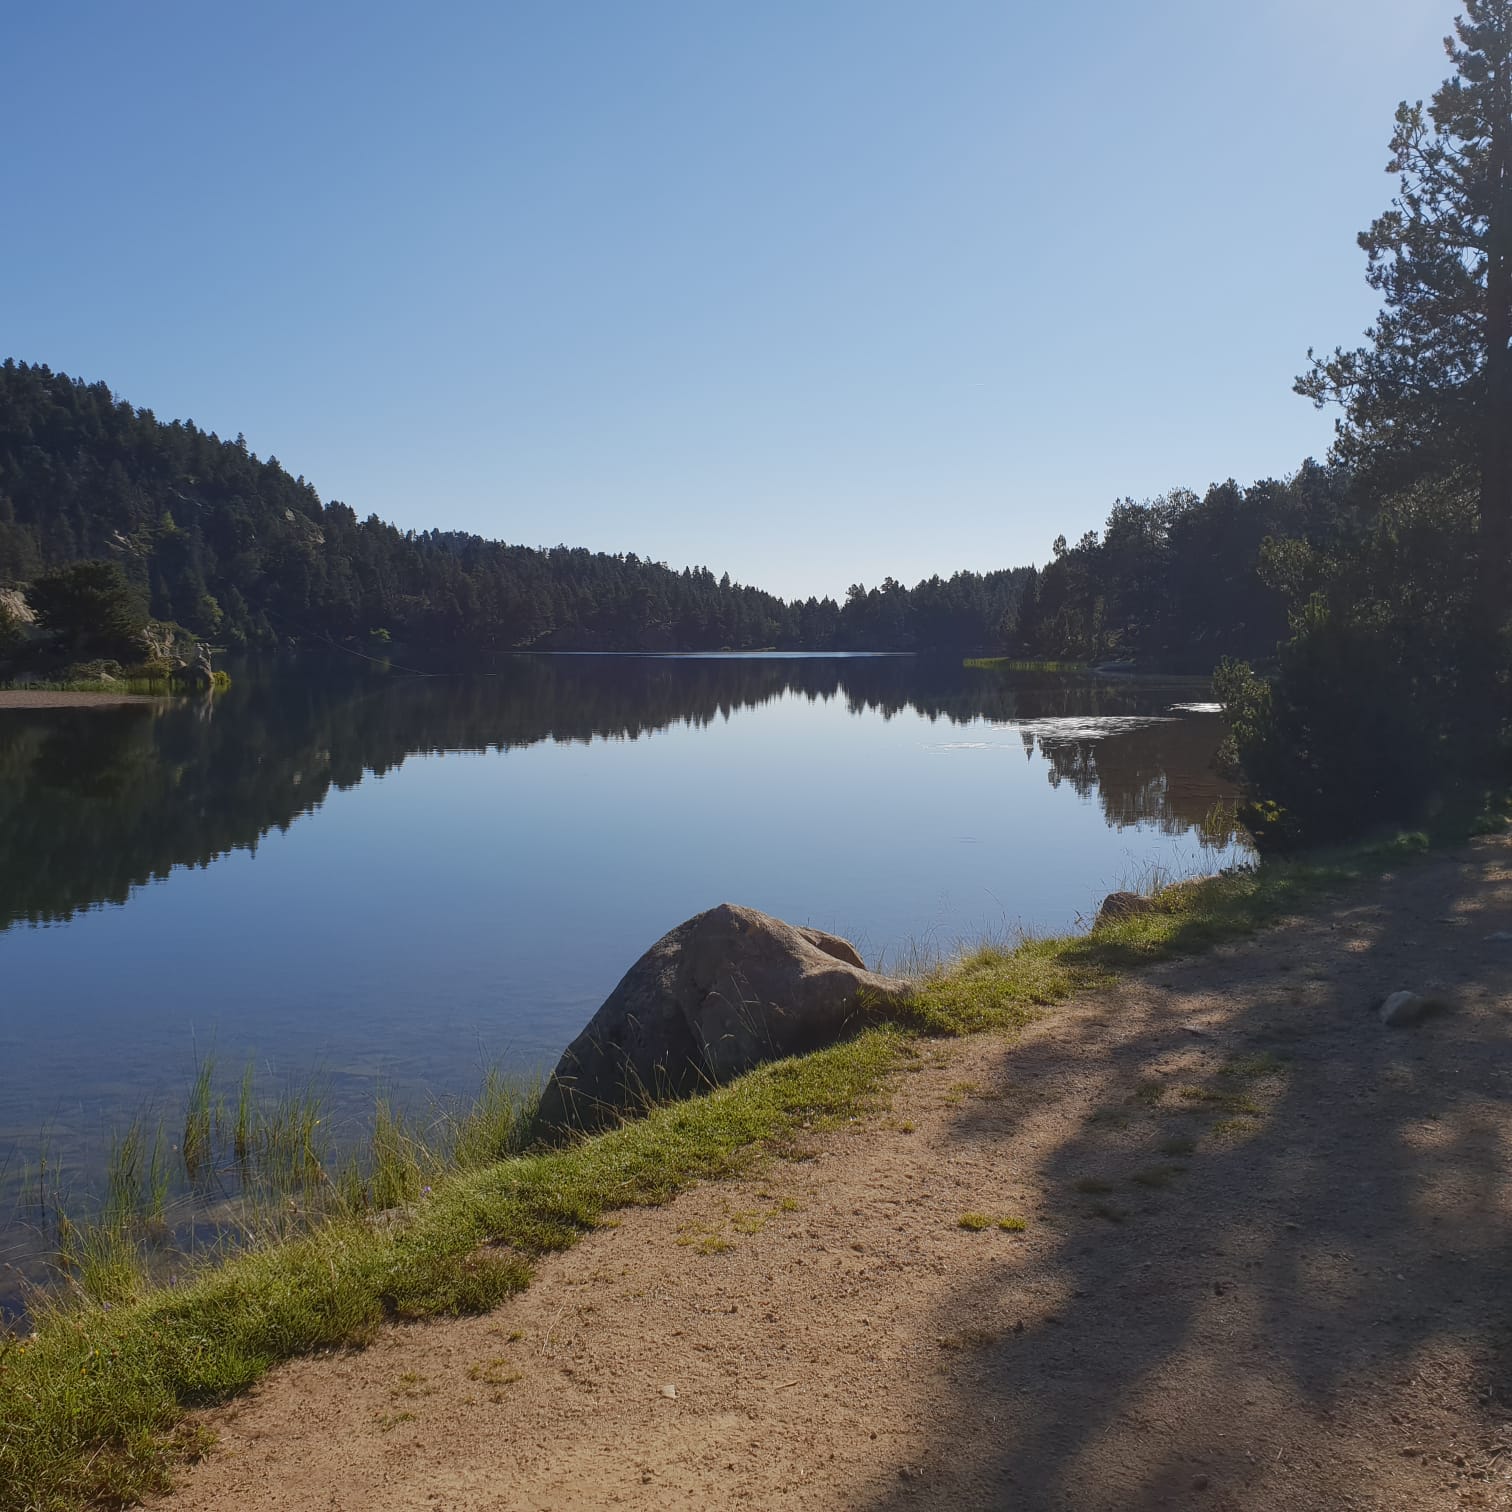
top-left (0, 587), bottom-right (34, 629)
top-left (534, 904), bottom-right (911, 1132)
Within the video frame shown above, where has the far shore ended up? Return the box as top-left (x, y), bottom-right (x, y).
top-left (0, 689), bottom-right (164, 710)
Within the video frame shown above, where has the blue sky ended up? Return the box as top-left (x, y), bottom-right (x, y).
top-left (3, 1), bottom-right (1453, 600)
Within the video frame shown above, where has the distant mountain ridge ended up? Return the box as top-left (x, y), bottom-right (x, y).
top-left (0, 361), bottom-right (1031, 654)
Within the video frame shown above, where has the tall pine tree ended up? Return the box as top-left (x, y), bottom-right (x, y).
top-left (1297, 0), bottom-right (1512, 621)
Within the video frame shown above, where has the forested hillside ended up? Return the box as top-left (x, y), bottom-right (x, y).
top-left (0, 362), bottom-right (1029, 654)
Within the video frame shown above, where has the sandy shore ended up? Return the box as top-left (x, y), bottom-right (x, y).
top-left (0, 689), bottom-right (161, 710)
top-left (153, 838), bottom-right (1512, 1511)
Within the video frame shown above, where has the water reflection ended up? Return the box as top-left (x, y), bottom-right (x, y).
top-left (0, 656), bottom-right (1238, 934)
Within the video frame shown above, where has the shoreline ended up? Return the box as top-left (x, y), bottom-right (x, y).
top-left (0, 688), bottom-right (165, 710)
top-left (157, 833), bottom-right (1512, 1510)
top-left (2, 832), bottom-right (1507, 1508)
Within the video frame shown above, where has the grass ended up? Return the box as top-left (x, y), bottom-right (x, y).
top-left (0, 838), bottom-right (1406, 1511)
top-left (962, 657), bottom-right (1088, 672)
top-left (0, 1031), bottom-right (901, 1510)
top-left (0, 671), bottom-right (232, 697)
top-left (958, 1212), bottom-right (1028, 1233)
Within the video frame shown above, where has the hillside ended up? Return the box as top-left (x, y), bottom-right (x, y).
top-left (0, 362), bottom-right (1030, 655)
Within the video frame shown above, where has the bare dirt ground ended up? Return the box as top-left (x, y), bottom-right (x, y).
top-left (154, 839), bottom-right (1512, 1511)
top-left (0, 690), bottom-right (159, 710)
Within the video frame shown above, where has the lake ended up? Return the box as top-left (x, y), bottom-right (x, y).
top-left (0, 654), bottom-right (1246, 1297)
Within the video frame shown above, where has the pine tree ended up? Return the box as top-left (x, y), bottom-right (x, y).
top-left (1297, 0), bottom-right (1512, 618)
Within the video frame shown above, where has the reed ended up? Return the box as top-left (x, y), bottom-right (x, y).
top-left (181, 1058), bottom-right (216, 1181)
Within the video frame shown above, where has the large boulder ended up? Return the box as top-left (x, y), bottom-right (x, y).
top-left (534, 904), bottom-right (912, 1133)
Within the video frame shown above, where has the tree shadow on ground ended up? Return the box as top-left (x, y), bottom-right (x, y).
top-left (868, 844), bottom-right (1512, 1510)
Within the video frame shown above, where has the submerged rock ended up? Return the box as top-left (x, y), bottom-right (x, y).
top-left (534, 903), bottom-right (911, 1133)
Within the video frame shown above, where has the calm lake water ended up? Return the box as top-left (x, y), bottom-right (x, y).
top-left (0, 654), bottom-right (1246, 1284)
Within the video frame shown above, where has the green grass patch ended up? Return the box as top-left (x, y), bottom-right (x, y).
top-left (962, 657), bottom-right (1089, 673)
top-left (996, 1215), bottom-right (1028, 1232)
top-left (957, 1211), bottom-right (992, 1231)
top-left (0, 671), bottom-right (231, 698)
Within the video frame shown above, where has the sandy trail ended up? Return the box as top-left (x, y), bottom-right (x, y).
top-left (154, 839), bottom-right (1512, 1511)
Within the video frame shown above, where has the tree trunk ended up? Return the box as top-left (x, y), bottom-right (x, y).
top-left (1480, 65), bottom-right (1512, 635)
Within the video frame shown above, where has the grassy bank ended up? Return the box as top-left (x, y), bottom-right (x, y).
top-left (0, 845), bottom-right (1407, 1511)
top-left (0, 671), bottom-right (231, 697)
top-left (962, 656), bottom-right (1088, 672)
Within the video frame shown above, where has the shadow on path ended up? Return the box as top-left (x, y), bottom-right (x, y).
top-left (866, 842), bottom-right (1512, 1510)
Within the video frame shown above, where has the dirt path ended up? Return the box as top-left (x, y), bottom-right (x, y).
top-left (155, 840), bottom-right (1512, 1511)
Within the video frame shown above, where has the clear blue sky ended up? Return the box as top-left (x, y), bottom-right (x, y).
top-left (3, 0), bottom-right (1452, 600)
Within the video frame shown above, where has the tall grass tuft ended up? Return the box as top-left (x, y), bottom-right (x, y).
top-left (444, 1071), bottom-right (539, 1172)
top-left (367, 1100), bottom-right (424, 1213)
top-left (232, 1063), bottom-right (254, 1167)
top-left (181, 1058), bottom-right (216, 1182)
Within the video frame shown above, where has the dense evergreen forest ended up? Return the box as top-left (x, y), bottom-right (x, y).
top-left (1009, 463), bottom-right (1358, 669)
top-left (0, 361), bottom-right (1030, 656)
top-left (0, 357), bottom-right (1359, 669)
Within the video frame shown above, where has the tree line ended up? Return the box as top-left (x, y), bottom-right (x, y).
top-left (0, 352), bottom-right (1361, 672)
top-left (0, 363), bottom-right (1030, 657)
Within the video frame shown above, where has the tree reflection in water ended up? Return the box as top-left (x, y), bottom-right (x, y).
top-left (0, 656), bottom-right (1242, 935)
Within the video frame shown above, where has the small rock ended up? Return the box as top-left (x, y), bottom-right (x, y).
top-left (660, 1384), bottom-right (678, 1399)
top-left (1192, 1475), bottom-right (1211, 1491)
top-left (1095, 891), bottom-right (1157, 930)
top-left (1380, 991), bottom-right (1434, 1027)
top-left (1402, 1445), bottom-right (1424, 1457)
